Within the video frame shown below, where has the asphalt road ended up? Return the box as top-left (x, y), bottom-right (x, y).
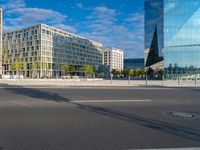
top-left (0, 84), bottom-right (200, 150)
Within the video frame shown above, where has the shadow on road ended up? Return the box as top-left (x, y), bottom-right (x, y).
top-left (1, 83), bottom-right (200, 142)
top-left (0, 83), bottom-right (70, 102)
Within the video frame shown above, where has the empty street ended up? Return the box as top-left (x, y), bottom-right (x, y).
top-left (0, 84), bottom-right (199, 150)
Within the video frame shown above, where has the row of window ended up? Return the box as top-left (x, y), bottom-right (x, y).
top-left (4, 41), bottom-right (41, 50)
top-left (41, 28), bottom-right (99, 47)
top-left (3, 57), bottom-right (38, 64)
top-left (5, 46), bottom-right (39, 54)
top-left (3, 30), bottom-right (39, 40)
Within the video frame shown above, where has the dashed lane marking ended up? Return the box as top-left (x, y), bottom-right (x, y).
top-left (9, 101), bottom-right (32, 107)
top-left (71, 99), bottom-right (151, 103)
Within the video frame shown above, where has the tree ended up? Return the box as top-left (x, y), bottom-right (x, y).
top-left (60, 64), bottom-right (75, 76)
top-left (97, 66), bottom-right (104, 77)
top-left (93, 66), bottom-right (97, 74)
top-left (128, 69), bottom-right (135, 76)
top-left (10, 60), bottom-right (23, 78)
top-left (15, 60), bottom-right (24, 76)
top-left (140, 68), bottom-right (146, 78)
top-left (121, 69), bottom-right (135, 78)
top-left (29, 62), bottom-right (41, 78)
top-left (97, 66), bottom-right (104, 73)
top-left (10, 63), bottom-right (16, 75)
top-left (82, 65), bottom-right (94, 77)
top-left (60, 64), bottom-right (70, 76)
top-left (155, 69), bottom-right (164, 78)
top-left (111, 69), bottom-right (120, 77)
top-left (135, 68), bottom-right (146, 78)
top-left (122, 70), bottom-right (129, 77)
top-left (69, 65), bottom-right (75, 76)
top-left (130, 69), bottom-right (136, 77)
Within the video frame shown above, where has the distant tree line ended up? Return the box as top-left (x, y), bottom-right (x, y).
top-left (111, 68), bottom-right (164, 79)
top-left (111, 68), bottom-right (146, 78)
top-left (9, 60), bottom-right (164, 79)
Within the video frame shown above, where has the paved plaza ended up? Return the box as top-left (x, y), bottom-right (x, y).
top-left (0, 79), bottom-right (200, 87)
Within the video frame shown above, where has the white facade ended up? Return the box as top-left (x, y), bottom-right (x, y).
top-left (103, 47), bottom-right (124, 71)
top-left (2, 24), bottom-right (103, 77)
top-left (0, 8), bottom-right (2, 74)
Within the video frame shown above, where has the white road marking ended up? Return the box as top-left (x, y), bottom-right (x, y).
top-left (9, 101), bottom-right (32, 107)
top-left (71, 99), bottom-right (151, 103)
top-left (137, 148), bottom-right (200, 150)
top-left (0, 86), bottom-right (175, 89)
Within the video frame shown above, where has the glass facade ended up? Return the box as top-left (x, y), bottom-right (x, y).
top-left (145, 0), bottom-right (200, 80)
top-left (144, 0), bottom-right (164, 71)
top-left (164, 0), bottom-right (200, 79)
top-left (124, 58), bottom-right (144, 70)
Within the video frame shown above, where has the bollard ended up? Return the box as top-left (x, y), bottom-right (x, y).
top-left (75, 74), bottom-right (77, 85)
top-left (16, 78), bottom-right (19, 85)
top-left (37, 73), bottom-right (39, 85)
top-left (162, 74), bottom-right (164, 86)
top-left (110, 74), bottom-right (113, 84)
top-left (93, 74), bottom-right (95, 85)
top-left (195, 74), bottom-right (197, 86)
top-left (56, 74), bottom-right (58, 85)
top-left (178, 74), bottom-right (180, 85)
top-left (145, 75), bottom-right (148, 86)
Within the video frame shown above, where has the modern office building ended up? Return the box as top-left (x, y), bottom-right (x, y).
top-left (145, 0), bottom-right (200, 79)
top-left (103, 47), bottom-right (124, 71)
top-left (124, 58), bottom-right (144, 70)
top-left (145, 0), bottom-right (164, 72)
top-left (0, 8), bottom-right (2, 75)
top-left (2, 24), bottom-right (103, 77)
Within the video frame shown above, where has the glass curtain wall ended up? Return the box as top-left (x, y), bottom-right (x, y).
top-left (164, 0), bottom-right (200, 80)
top-left (145, 0), bottom-right (164, 72)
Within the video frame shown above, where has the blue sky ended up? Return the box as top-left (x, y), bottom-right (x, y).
top-left (0, 0), bottom-right (144, 58)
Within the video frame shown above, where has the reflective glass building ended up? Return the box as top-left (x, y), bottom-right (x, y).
top-left (145, 0), bottom-right (200, 79)
top-left (124, 58), bottom-right (144, 70)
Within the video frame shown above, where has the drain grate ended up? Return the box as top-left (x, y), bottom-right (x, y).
top-left (167, 111), bottom-right (200, 119)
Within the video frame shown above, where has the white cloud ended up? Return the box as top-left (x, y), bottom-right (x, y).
top-left (3, 25), bottom-right (24, 33)
top-left (54, 24), bottom-right (76, 33)
top-left (81, 7), bottom-right (144, 58)
top-left (1, 1), bottom-right (144, 58)
top-left (1, 0), bottom-right (25, 10)
top-left (87, 6), bottom-right (117, 24)
top-left (6, 8), bottom-right (67, 26)
top-left (125, 13), bottom-right (144, 23)
top-left (164, 1), bottom-right (175, 13)
top-left (2, 0), bottom-right (74, 33)
top-left (93, 6), bottom-right (116, 16)
top-left (75, 3), bottom-right (83, 9)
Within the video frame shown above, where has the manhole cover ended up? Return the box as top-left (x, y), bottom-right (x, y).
top-left (167, 111), bottom-right (200, 119)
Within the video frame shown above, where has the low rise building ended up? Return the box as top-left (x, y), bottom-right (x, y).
top-left (124, 58), bottom-right (144, 70)
top-left (2, 24), bottom-right (103, 77)
top-left (103, 47), bottom-right (124, 72)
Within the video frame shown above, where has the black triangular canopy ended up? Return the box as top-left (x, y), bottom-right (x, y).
top-left (145, 26), bottom-right (164, 67)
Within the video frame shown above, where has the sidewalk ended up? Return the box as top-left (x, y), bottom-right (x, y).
top-left (0, 79), bottom-right (200, 88)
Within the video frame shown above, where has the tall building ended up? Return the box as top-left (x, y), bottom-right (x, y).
top-left (145, 0), bottom-right (164, 72)
top-left (0, 8), bottom-right (2, 75)
top-left (2, 24), bottom-right (103, 77)
top-left (124, 58), bottom-right (144, 70)
top-left (103, 47), bottom-right (124, 71)
top-left (145, 0), bottom-right (200, 79)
